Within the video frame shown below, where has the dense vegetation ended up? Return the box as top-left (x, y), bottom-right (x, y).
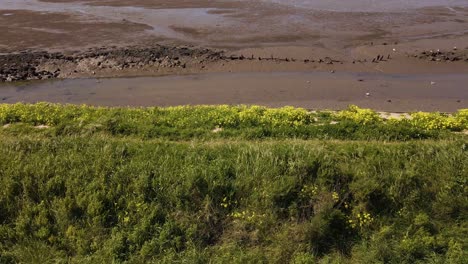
top-left (0, 103), bottom-right (467, 140)
top-left (0, 103), bottom-right (467, 263)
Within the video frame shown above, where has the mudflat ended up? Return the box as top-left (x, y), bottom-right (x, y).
top-left (0, 0), bottom-right (467, 110)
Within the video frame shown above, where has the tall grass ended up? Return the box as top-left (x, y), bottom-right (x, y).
top-left (0, 135), bottom-right (466, 263)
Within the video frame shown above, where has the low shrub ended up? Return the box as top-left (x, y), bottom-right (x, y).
top-left (0, 103), bottom-right (466, 140)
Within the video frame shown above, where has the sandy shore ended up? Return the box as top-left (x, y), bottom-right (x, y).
top-left (0, 0), bottom-right (467, 110)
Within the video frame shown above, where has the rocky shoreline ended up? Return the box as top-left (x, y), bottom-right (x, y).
top-left (0, 45), bottom-right (224, 82)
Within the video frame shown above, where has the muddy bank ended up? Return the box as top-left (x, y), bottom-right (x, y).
top-left (2, 72), bottom-right (467, 112)
top-left (1, 0), bottom-right (468, 78)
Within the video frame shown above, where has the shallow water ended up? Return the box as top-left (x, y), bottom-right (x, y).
top-left (0, 0), bottom-right (226, 41)
top-left (265, 0), bottom-right (468, 11)
top-left (2, 0), bottom-right (467, 12)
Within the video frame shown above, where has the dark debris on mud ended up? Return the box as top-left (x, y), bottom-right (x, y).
top-left (0, 45), bottom-right (224, 82)
top-left (411, 49), bottom-right (468, 62)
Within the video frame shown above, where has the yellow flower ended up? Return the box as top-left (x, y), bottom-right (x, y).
top-left (332, 192), bottom-right (339, 202)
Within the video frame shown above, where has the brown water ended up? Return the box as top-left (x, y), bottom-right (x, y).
top-left (1, 72), bottom-right (467, 111)
top-left (267, 0), bottom-right (468, 11)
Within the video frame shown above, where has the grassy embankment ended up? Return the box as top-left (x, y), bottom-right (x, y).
top-left (0, 103), bottom-right (467, 263)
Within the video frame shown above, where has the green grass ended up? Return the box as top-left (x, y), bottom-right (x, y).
top-left (0, 103), bottom-right (467, 263)
top-left (0, 103), bottom-right (467, 141)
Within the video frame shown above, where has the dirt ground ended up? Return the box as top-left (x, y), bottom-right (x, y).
top-left (2, 71), bottom-right (467, 112)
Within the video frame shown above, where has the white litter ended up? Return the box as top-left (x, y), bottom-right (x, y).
top-left (212, 127), bottom-right (223, 133)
